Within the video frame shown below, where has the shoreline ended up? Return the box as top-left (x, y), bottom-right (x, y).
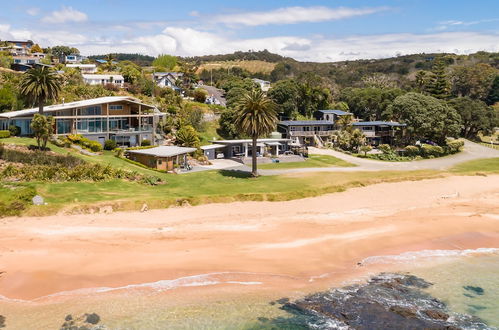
top-left (0, 175), bottom-right (498, 306)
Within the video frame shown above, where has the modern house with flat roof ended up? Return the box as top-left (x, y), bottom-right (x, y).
top-left (0, 96), bottom-right (164, 147)
top-left (66, 64), bottom-right (97, 74)
top-left (278, 120), bottom-right (335, 147)
top-left (83, 74), bottom-right (124, 88)
top-left (126, 146), bottom-right (195, 171)
top-left (313, 109), bottom-right (352, 122)
top-left (352, 121), bottom-right (406, 145)
top-left (206, 138), bottom-right (291, 159)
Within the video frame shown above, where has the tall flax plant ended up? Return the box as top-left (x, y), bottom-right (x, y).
top-left (234, 89), bottom-right (278, 177)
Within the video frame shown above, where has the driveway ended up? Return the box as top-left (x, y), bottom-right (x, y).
top-left (255, 140), bottom-right (499, 175)
top-left (186, 159), bottom-right (244, 173)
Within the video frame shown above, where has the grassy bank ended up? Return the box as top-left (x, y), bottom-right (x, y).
top-left (259, 154), bottom-right (355, 169)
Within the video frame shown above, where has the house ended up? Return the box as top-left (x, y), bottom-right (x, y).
top-left (82, 74), bottom-right (124, 88)
top-left (0, 40), bottom-right (33, 55)
top-left (278, 120), bottom-right (335, 147)
top-left (64, 54), bottom-right (86, 64)
top-left (0, 96), bottom-right (164, 147)
top-left (205, 138), bottom-right (291, 159)
top-left (351, 121), bottom-right (406, 145)
top-left (313, 109), bottom-right (352, 122)
top-left (66, 64), bottom-right (97, 74)
top-left (153, 72), bottom-right (182, 92)
top-left (12, 55), bottom-right (41, 66)
top-left (252, 78), bottom-right (271, 92)
top-left (126, 146), bottom-right (196, 171)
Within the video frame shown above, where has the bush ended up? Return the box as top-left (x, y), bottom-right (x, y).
top-left (378, 144), bottom-right (391, 154)
top-left (141, 139), bottom-right (151, 146)
top-left (8, 125), bottom-right (20, 136)
top-left (421, 144), bottom-right (444, 157)
top-left (104, 139), bottom-right (117, 150)
top-left (446, 139), bottom-right (464, 154)
top-left (0, 130), bottom-right (10, 138)
top-left (404, 145), bottom-right (420, 157)
top-left (67, 134), bottom-right (103, 152)
top-left (0, 144), bottom-right (84, 167)
top-left (114, 147), bottom-right (124, 157)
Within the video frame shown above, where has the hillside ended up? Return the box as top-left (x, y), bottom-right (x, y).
top-left (196, 60), bottom-right (276, 75)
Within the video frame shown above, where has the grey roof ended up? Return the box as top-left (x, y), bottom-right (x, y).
top-left (352, 121), bottom-right (406, 127)
top-left (200, 144), bottom-right (226, 150)
top-left (82, 74), bottom-right (124, 80)
top-left (279, 120), bottom-right (334, 126)
top-left (316, 109), bottom-right (352, 116)
top-left (127, 146), bottom-right (196, 157)
top-left (0, 96), bottom-right (159, 119)
top-left (209, 138), bottom-right (290, 144)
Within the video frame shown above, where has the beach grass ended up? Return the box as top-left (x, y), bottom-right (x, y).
top-left (450, 157), bottom-right (499, 174)
top-left (258, 154), bottom-right (355, 169)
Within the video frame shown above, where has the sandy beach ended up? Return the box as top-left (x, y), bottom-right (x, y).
top-left (0, 174), bottom-right (498, 305)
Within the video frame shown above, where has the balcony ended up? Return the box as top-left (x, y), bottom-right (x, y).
top-left (290, 130), bottom-right (335, 137)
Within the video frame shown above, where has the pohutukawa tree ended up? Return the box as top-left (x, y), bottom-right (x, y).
top-left (19, 66), bottom-right (62, 115)
top-left (234, 89), bottom-right (278, 177)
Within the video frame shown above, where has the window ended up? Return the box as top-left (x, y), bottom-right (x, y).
top-left (56, 119), bottom-right (71, 134)
top-left (81, 106), bottom-right (101, 116)
top-left (109, 105), bottom-right (123, 110)
top-left (362, 126), bottom-right (373, 131)
top-left (157, 160), bottom-right (162, 165)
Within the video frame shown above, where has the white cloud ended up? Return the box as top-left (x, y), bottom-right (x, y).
top-left (434, 18), bottom-right (499, 31)
top-left (212, 6), bottom-right (388, 26)
top-left (41, 6), bottom-right (88, 24)
top-left (26, 7), bottom-right (40, 16)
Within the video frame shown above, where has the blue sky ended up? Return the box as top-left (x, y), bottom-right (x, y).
top-left (1, 0), bottom-right (498, 61)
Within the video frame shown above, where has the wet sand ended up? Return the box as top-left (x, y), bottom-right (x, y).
top-left (1, 175), bottom-right (499, 327)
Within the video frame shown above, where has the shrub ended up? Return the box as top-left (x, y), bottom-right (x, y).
top-left (378, 144), bottom-right (391, 154)
top-left (0, 130), bottom-right (10, 138)
top-left (0, 144), bottom-right (84, 167)
top-left (104, 139), bottom-right (117, 150)
top-left (85, 140), bottom-right (103, 152)
top-left (359, 145), bottom-right (372, 156)
top-left (114, 147), bottom-right (124, 157)
top-left (446, 139), bottom-right (464, 154)
top-left (421, 144), bottom-right (444, 157)
top-left (141, 139), bottom-right (151, 146)
top-left (404, 145), bottom-right (420, 157)
top-left (8, 125), bottom-right (20, 136)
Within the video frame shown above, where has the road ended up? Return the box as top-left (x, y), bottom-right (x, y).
top-left (226, 140), bottom-right (499, 175)
top-left (199, 84), bottom-right (227, 107)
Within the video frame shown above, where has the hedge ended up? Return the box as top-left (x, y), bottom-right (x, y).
top-left (0, 130), bottom-right (11, 138)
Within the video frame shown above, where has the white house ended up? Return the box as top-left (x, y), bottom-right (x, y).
top-left (66, 64), bottom-right (97, 74)
top-left (252, 78), bottom-right (271, 92)
top-left (83, 74), bottom-right (124, 88)
top-left (153, 72), bottom-right (182, 92)
top-left (65, 54), bottom-right (86, 64)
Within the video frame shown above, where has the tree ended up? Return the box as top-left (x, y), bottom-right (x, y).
top-left (450, 63), bottom-right (497, 100)
top-left (119, 61), bottom-right (142, 84)
top-left (267, 79), bottom-right (301, 119)
top-left (217, 107), bottom-right (240, 139)
top-left (386, 92), bottom-right (461, 145)
top-left (31, 44), bottom-right (43, 53)
top-left (175, 125), bottom-right (200, 148)
top-left (104, 54), bottom-right (116, 71)
top-left (19, 66), bottom-right (62, 115)
top-left (340, 87), bottom-right (405, 120)
top-left (30, 114), bottom-right (54, 149)
top-left (0, 51), bottom-right (13, 68)
top-left (427, 58), bottom-right (450, 99)
top-left (193, 88), bottom-right (208, 103)
top-left (234, 89), bottom-right (278, 177)
top-left (153, 54), bottom-right (177, 71)
top-left (415, 70), bottom-right (430, 93)
top-left (448, 97), bottom-right (497, 139)
top-left (48, 46), bottom-right (79, 61)
top-left (0, 86), bottom-right (17, 112)
top-left (486, 75), bottom-right (499, 105)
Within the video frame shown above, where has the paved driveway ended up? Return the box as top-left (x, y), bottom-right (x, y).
top-left (256, 140), bottom-right (499, 175)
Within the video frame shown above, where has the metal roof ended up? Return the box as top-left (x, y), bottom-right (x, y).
top-left (82, 74), bottom-right (124, 80)
top-left (200, 144), bottom-right (226, 150)
top-left (209, 138), bottom-right (290, 144)
top-left (127, 146), bottom-right (196, 157)
top-left (279, 120), bottom-right (334, 126)
top-left (0, 96), bottom-right (159, 119)
top-left (352, 121), bottom-right (406, 127)
top-left (316, 109), bottom-right (352, 116)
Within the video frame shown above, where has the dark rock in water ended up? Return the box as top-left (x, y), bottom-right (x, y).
top-left (85, 313), bottom-right (100, 325)
top-left (276, 298), bottom-right (290, 304)
top-left (423, 309), bottom-right (449, 321)
top-left (259, 273), bottom-right (490, 330)
top-left (463, 293), bottom-right (475, 298)
top-left (0, 315), bottom-right (5, 328)
top-left (464, 285), bottom-right (485, 296)
top-left (65, 315), bottom-right (73, 321)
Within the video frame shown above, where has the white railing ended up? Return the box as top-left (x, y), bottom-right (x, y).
top-left (290, 130), bottom-right (335, 137)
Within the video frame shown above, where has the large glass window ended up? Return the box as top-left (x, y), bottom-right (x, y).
top-left (80, 106), bottom-right (101, 116)
top-left (56, 119), bottom-right (71, 134)
top-left (109, 105), bottom-right (123, 110)
top-left (76, 118), bottom-right (107, 133)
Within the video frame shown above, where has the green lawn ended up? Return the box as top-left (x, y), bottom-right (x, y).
top-left (258, 154), bottom-right (355, 169)
top-left (450, 157), bottom-right (499, 173)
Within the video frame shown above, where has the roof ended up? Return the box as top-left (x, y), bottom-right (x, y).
top-left (352, 121), bottom-right (406, 127)
top-left (82, 74), bottom-right (124, 80)
top-left (127, 146), bottom-right (196, 157)
top-left (209, 138), bottom-right (291, 144)
top-left (67, 64), bottom-right (96, 68)
top-left (200, 144), bottom-right (226, 150)
top-left (316, 109), bottom-right (352, 116)
top-left (0, 96), bottom-right (159, 119)
top-left (279, 120), bottom-right (334, 126)
top-left (252, 78), bottom-right (270, 84)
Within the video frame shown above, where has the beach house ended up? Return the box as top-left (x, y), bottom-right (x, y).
top-left (126, 146), bottom-right (196, 171)
top-left (0, 96), bottom-right (164, 147)
top-left (82, 74), bottom-right (125, 88)
top-left (351, 121), bottom-right (406, 145)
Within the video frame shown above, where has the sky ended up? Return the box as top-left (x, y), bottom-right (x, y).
top-left (1, 0), bottom-right (498, 62)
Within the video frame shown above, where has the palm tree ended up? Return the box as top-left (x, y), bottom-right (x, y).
top-left (105, 53), bottom-right (115, 71)
top-left (19, 66), bottom-right (61, 115)
top-left (234, 89), bottom-right (278, 177)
